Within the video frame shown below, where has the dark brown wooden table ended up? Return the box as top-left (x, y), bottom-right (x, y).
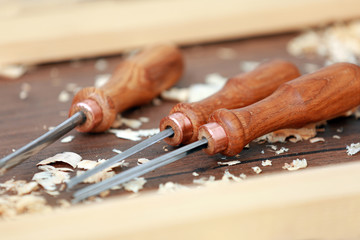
top-left (1, 33), bottom-right (359, 205)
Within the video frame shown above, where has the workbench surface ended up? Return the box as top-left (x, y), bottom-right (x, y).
top-left (0, 33), bottom-right (359, 205)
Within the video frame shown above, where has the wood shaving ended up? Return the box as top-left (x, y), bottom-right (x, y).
top-left (0, 64), bottom-right (27, 79)
top-left (287, 20), bottom-right (360, 64)
top-left (19, 82), bottom-right (31, 100)
top-left (161, 73), bottom-right (227, 103)
top-left (152, 98), bottom-right (162, 106)
top-left (99, 190), bottom-right (110, 198)
top-left (0, 179), bottom-right (39, 196)
top-left (108, 128), bottom-right (160, 141)
top-left (76, 170), bottom-right (115, 184)
top-left (65, 83), bottom-right (81, 94)
top-left (217, 160), bottom-right (241, 166)
top-left (158, 182), bottom-right (189, 194)
top-left (346, 143), bottom-right (360, 156)
top-left (261, 160), bottom-right (272, 166)
top-left (275, 147), bottom-right (289, 155)
top-left (60, 135), bottom-right (75, 143)
top-left (161, 87), bottom-right (189, 102)
top-left (77, 159), bottom-right (128, 171)
top-left (163, 145), bottom-right (169, 152)
top-left (303, 63), bottom-right (320, 73)
top-left (94, 59), bottom-right (108, 71)
top-left (282, 158), bottom-right (308, 171)
top-left (239, 61), bottom-right (260, 72)
top-left (137, 158), bottom-right (150, 165)
top-left (0, 194), bottom-right (51, 218)
top-left (33, 170), bottom-right (70, 192)
top-left (58, 90), bottom-right (71, 102)
top-left (256, 124), bottom-right (317, 143)
top-left (216, 47), bottom-right (237, 59)
top-left (112, 149), bottom-right (122, 154)
top-left (333, 135), bottom-right (341, 139)
top-left (252, 166), bottom-right (262, 174)
top-left (337, 127), bottom-right (344, 133)
top-left (192, 172), bottom-right (199, 176)
top-left (121, 118), bottom-right (143, 129)
top-left (222, 169), bottom-right (242, 182)
top-left (267, 145), bottom-right (277, 150)
top-left (122, 177), bottom-right (146, 193)
top-left (139, 117), bottom-right (149, 123)
top-left (37, 152), bottom-right (82, 168)
top-left (239, 173), bottom-right (247, 179)
top-left (193, 176), bottom-right (216, 185)
top-left (309, 137), bottom-right (325, 143)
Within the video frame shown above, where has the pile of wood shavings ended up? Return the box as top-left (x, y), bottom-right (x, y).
top-left (287, 20), bottom-right (360, 64)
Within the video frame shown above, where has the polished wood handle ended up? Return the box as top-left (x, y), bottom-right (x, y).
top-left (69, 44), bottom-right (184, 132)
top-left (160, 59), bottom-right (300, 146)
top-left (199, 62), bottom-right (360, 156)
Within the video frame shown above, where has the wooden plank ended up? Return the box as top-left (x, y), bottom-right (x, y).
top-left (1, 0), bottom-right (360, 65)
top-left (1, 160), bottom-right (360, 239)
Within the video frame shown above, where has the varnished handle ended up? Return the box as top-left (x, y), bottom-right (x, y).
top-left (199, 63), bottom-right (360, 156)
top-left (160, 59), bottom-right (300, 146)
top-left (69, 44), bottom-right (184, 132)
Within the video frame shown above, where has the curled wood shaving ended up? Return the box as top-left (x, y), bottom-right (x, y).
top-left (58, 90), bottom-right (71, 102)
top-left (261, 160), bottom-right (272, 166)
top-left (222, 169), bottom-right (242, 182)
top-left (158, 182), bottom-right (188, 194)
top-left (333, 135), bottom-right (341, 139)
top-left (275, 147), bottom-right (289, 155)
top-left (0, 64), bottom-right (27, 79)
top-left (137, 158), bottom-right (150, 165)
top-left (76, 170), bottom-right (115, 184)
top-left (60, 135), bottom-right (75, 143)
top-left (108, 128), bottom-right (160, 141)
top-left (346, 143), bottom-right (360, 156)
top-left (37, 152), bottom-right (82, 168)
top-left (252, 166), bottom-right (262, 174)
top-left (217, 160), bottom-right (241, 166)
top-left (282, 158), bottom-right (308, 171)
top-left (309, 137), bottom-right (325, 143)
top-left (255, 123), bottom-right (318, 143)
top-left (122, 177), bottom-right (146, 193)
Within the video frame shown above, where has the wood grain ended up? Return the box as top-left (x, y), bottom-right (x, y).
top-left (1, 0), bottom-right (360, 65)
top-left (204, 63), bottom-right (360, 155)
top-left (69, 44), bottom-right (184, 132)
top-left (0, 33), bottom-right (359, 211)
top-left (161, 60), bottom-right (300, 145)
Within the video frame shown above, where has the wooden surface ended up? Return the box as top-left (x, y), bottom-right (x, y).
top-left (2, 160), bottom-right (360, 240)
top-left (1, 0), bottom-right (360, 65)
top-left (0, 33), bottom-right (360, 207)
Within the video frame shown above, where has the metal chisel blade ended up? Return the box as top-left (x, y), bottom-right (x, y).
top-left (72, 138), bottom-right (208, 203)
top-left (0, 111), bottom-right (86, 174)
top-left (66, 128), bottom-right (175, 189)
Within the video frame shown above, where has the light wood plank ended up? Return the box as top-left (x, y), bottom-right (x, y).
top-left (1, 0), bottom-right (360, 65)
top-left (1, 160), bottom-right (360, 239)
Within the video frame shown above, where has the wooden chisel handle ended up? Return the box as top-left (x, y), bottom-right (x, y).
top-left (160, 59), bottom-right (300, 146)
top-left (69, 44), bottom-right (184, 132)
top-left (199, 62), bottom-right (360, 156)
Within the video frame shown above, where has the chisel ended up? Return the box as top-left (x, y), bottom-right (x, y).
top-left (67, 59), bottom-right (300, 189)
top-left (72, 62), bottom-right (360, 202)
top-left (0, 44), bottom-right (184, 173)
